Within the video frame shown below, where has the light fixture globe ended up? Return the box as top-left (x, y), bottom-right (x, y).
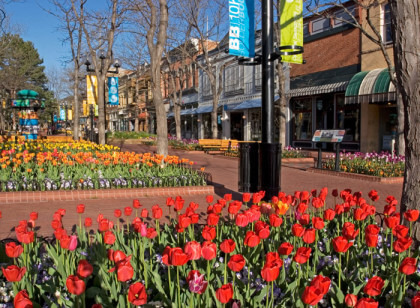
top-left (113, 58), bottom-right (121, 68)
top-left (97, 49), bottom-right (106, 60)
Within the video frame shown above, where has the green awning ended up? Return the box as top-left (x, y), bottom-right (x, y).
top-left (345, 71), bottom-right (368, 97)
top-left (17, 90), bottom-right (39, 99)
top-left (373, 69), bottom-right (391, 93)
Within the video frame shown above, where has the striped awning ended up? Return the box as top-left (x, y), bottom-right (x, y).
top-left (287, 81), bottom-right (349, 98)
top-left (345, 68), bottom-right (396, 104)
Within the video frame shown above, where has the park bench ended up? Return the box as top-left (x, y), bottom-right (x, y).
top-left (198, 139), bottom-right (223, 152)
top-left (220, 139), bottom-right (239, 152)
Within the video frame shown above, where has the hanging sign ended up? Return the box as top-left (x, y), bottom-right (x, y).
top-left (60, 108), bottom-right (66, 121)
top-left (86, 75), bottom-right (98, 105)
top-left (229, 0), bottom-right (255, 58)
top-left (280, 0), bottom-right (304, 64)
top-left (108, 77), bottom-right (119, 105)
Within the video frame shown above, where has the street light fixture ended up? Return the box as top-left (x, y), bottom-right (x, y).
top-left (83, 50), bottom-right (121, 143)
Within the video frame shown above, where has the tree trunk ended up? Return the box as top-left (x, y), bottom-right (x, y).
top-left (396, 91), bottom-right (405, 156)
top-left (97, 75), bottom-right (106, 144)
top-left (389, 0), bottom-right (420, 243)
top-left (174, 101), bottom-right (181, 140)
top-left (73, 73), bottom-right (80, 141)
top-left (211, 84), bottom-right (219, 139)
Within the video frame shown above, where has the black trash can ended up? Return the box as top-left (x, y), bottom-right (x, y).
top-left (259, 143), bottom-right (282, 201)
top-left (238, 142), bottom-right (259, 192)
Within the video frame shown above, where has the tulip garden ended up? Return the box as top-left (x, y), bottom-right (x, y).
top-left (0, 189), bottom-right (419, 307)
top-left (0, 140), bottom-right (206, 192)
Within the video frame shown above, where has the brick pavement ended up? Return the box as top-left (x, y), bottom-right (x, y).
top-left (0, 144), bottom-right (402, 240)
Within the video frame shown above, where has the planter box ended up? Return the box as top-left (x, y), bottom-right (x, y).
top-left (107, 138), bottom-right (155, 146)
top-left (282, 157), bottom-right (315, 163)
top-left (307, 167), bottom-right (404, 183)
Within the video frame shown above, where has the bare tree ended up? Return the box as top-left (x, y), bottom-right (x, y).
top-left (129, 0), bottom-right (169, 155)
top-left (70, 0), bottom-right (125, 145)
top-left (305, 0), bottom-right (404, 155)
top-left (46, 0), bottom-right (85, 141)
top-left (388, 0), bottom-right (420, 243)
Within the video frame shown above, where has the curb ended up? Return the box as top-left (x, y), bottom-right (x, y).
top-left (307, 168), bottom-right (404, 183)
top-left (0, 185), bottom-right (214, 204)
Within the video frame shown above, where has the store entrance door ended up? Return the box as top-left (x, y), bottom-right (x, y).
top-left (230, 112), bottom-right (244, 140)
top-left (315, 98), bottom-right (334, 150)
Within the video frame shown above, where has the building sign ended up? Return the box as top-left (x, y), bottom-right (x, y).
top-left (108, 77), bottom-right (119, 105)
top-left (312, 130), bottom-right (345, 143)
top-left (229, 0), bottom-right (255, 58)
top-left (86, 75), bottom-right (98, 105)
top-left (280, 0), bottom-right (303, 64)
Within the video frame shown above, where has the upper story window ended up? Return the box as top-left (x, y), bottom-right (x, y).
top-left (311, 17), bottom-right (331, 34)
top-left (382, 3), bottom-right (392, 43)
top-left (254, 65), bottom-right (262, 88)
top-left (303, 22), bottom-right (310, 36)
top-left (202, 71), bottom-right (212, 97)
top-left (333, 6), bottom-right (355, 27)
top-left (224, 65), bottom-right (244, 93)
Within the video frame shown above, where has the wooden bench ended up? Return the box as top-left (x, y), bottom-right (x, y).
top-left (220, 139), bottom-right (239, 151)
top-left (198, 139), bottom-right (223, 152)
top-left (46, 136), bottom-right (74, 142)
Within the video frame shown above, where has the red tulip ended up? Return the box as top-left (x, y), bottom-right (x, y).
top-left (201, 226), bottom-right (216, 241)
top-left (133, 199), bottom-right (141, 209)
top-left (152, 205), bottom-right (163, 219)
top-left (303, 228), bottom-right (316, 244)
top-left (355, 298), bottom-right (378, 308)
top-left (368, 190), bottom-right (379, 202)
top-left (269, 214), bottom-right (283, 227)
top-left (77, 259), bottom-right (93, 278)
top-left (114, 209), bottom-right (122, 218)
top-left (104, 231), bottom-right (116, 245)
top-left (342, 222), bottom-right (359, 240)
top-left (184, 241), bottom-right (202, 261)
top-left (363, 276), bottom-right (384, 297)
top-left (278, 242), bottom-right (294, 256)
top-left (393, 224), bottom-right (409, 239)
top-left (128, 282), bottom-right (147, 305)
top-left (365, 225), bottom-right (380, 248)
top-left (324, 209), bottom-right (336, 221)
top-left (76, 204), bottom-right (85, 214)
top-left (220, 239), bottom-right (236, 254)
top-left (228, 201), bottom-right (242, 214)
top-left (140, 209), bottom-right (148, 218)
top-left (186, 270), bottom-right (208, 294)
top-left (114, 257), bottom-right (134, 282)
top-left (310, 275), bottom-right (331, 295)
top-left (207, 213), bottom-right (219, 226)
top-left (170, 247), bottom-right (189, 266)
top-left (216, 283), bottom-right (233, 304)
top-left (174, 196), bottom-right (185, 212)
top-left (14, 290), bottom-right (33, 308)
top-left (292, 223), bottom-right (305, 237)
top-left (98, 219), bottom-right (113, 232)
top-left (29, 212), bottom-right (38, 221)
top-left (5, 242), bottom-right (23, 258)
top-left (312, 217), bottom-right (324, 230)
top-left (393, 237), bottom-right (413, 253)
top-left (412, 292), bottom-right (420, 308)
top-left (261, 260), bottom-right (281, 282)
top-left (301, 285), bottom-right (323, 306)
top-left (244, 231), bottom-right (260, 247)
top-left (66, 275), bottom-right (86, 295)
top-left (2, 265), bottom-right (26, 282)
top-left (206, 195), bottom-right (214, 204)
top-left (228, 254), bottom-right (245, 272)
top-left (242, 193), bottom-right (251, 203)
top-left (345, 294), bottom-right (358, 307)
top-left (124, 207), bottom-right (133, 216)
top-left (354, 208), bottom-right (368, 221)
top-left (254, 221), bottom-right (270, 239)
top-left (51, 219), bottom-right (62, 230)
top-left (293, 247), bottom-right (311, 264)
top-left (166, 197), bottom-right (175, 207)
top-left (201, 241), bottom-right (217, 260)
top-left (235, 213), bottom-right (249, 227)
top-left (404, 209), bottom-right (419, 222)
top-left (178, 214), bottom-right (192, 229)
top-left (84, 217), bottom-right (92, 227)
top-left (384, 214), bottom-right (400, 229)
top-left (332, 236), bottom-right (353, 253)
top-left (399, 257), bottom-right (417, 275)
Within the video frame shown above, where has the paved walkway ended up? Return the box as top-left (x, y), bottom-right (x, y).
top-left (0, 144), bottom-right (403, 240)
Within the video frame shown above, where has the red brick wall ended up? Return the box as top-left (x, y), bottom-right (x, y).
top-left (290, 28), bottom-right (361, 78)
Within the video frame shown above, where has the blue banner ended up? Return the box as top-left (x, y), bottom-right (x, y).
top-left (108, 77), bottom-right (119, 105)
top-left (229, 0), bottom-right (255, 58)
top-left (60, 108), bottom-right (65, 121)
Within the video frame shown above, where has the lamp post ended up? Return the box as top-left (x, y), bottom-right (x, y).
top-left (89, 104), bottom-right (94, 142)
top-left (84, 50), bottom-right (121, 143)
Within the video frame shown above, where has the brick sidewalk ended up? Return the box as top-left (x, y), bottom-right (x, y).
top-left (0, 144), bottom-right (403, 240)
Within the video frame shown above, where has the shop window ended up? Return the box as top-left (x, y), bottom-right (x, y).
top-left (254, 65), bottom-right (262, 88)
top-left (292, 98), bottom-right (312, 141)
top-left (224, 65), bottom-right (244, 94)
top-left (382, 3), bottom-right (392, 43)
top-left (202, 72), bottom-right (212, 97)
top-left (336, 94), bottom-right (360, 142)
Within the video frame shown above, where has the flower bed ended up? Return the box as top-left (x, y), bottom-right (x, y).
top-left (0, 189), bottom-right (419, 307)
top-left (168, 138), bottom-right (202, 151)
top-left (323, 151), bottom-right (405, 177)
top-left (0, 141), bottom-right (206, 191)
top-left (225, 146), bottom-right (310, 159)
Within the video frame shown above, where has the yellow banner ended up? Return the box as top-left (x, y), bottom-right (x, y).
top-left (83, 100), bottom-right (87, 116)
top-left (280, 0), bottom-right (303, 64)
top-left (86, 75), bottom-right (98, 105)
top-left (68, 109), bottom-right (73, 121)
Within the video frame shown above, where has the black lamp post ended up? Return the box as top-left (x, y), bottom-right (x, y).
top-left (89, 104), bottom-right (94, 142)
top-left (84, 50), bottom-right (121, 141)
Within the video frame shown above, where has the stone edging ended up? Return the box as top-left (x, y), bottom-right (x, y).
top-left (307, 168), bottom-right (404, 183)
top-left (282, 158), bottom-right (315, 163)
top-left (0, 186), bottom-right (214, 204)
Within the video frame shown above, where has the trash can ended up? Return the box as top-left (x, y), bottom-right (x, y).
top-left (238, 142), bottom-right (259, 192)
top-left (259, 143), bottom-right (281, 200)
